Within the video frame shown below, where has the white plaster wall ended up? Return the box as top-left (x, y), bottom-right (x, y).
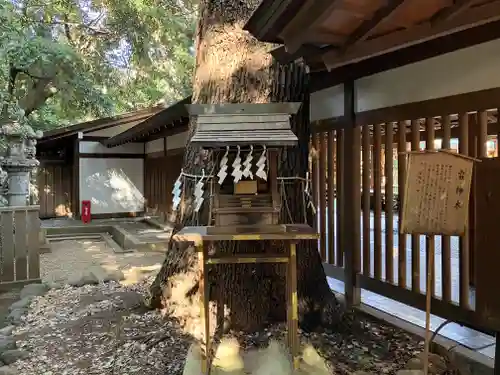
top-left (79, 141), bottom-right (143, 154)
top-left (145, 138), bottom-right (164, 154)
top-left (145, 131), bottom-right (189, 154)
top-left (310, 84), bottom-right (344, 121)
top-left (167, 131), bottom-right (188, 150)
top-left (85, 120), bottom-right (144, 137)
top-left (310, 38), bottom-right (500, 119)
top-left (79, 158), bottom-right (144, 215)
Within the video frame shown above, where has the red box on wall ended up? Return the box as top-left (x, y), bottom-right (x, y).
top-left (81, 200), bottom-right (91, 224)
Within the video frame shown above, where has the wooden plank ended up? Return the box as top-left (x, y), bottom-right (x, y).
top-left (362, 125), bottom-right (371, 276)
top-left (289, 242), bottom-right (299, 370)
top-left (206, 255), bottom-right (289, 264)
top-left (198, 243), bottom-right (210, 374)
top-left (411, 119), bottom-right (421, 293)
top-left (441, 115), bottom-right (452, 303)
top-left (311, 20), bottom-right (500, 93)
top-left (312, 133), bottom-right (320, 231)
top-left (188, 102), bottom-right (301, 116)
top-left (279, 0), bottom-right (342, 53)
top-left (47, 165), bottom-right (54, 217)
top-left (431, 0), bottom-right (477, 25)
top-left (27, 209), bottom-right (41, 280)
top-left (336, 129), bottom-right (345, 267)
top-left (0, 211), bottom-right (15, 282)
top-left (355, 87), bottom-right (500, 127)
top-left (198, 114), bottom-right (289, 125)
top-left (54, 165), bottom-right (61, 215)
top-left (385, 122), bottom-right (394, 284)
top-left (344, 86), bottom-right (362, 306)
top-left (14, 210), bottom-right (28, 281)
top-left (425, 117), bottom-right (436, 298)
top-left (322, 1), bottom-right (500, 70)
top-left (478, 110), bottom-right (488, 157)
top-left (472, 111), bottom-right (487, 290)
top-left (327, 130), bottom-right (336, 265)
top-left (397, 121), bottom-right (407, 288)
top-left (319, 132), bottom-right (327, 261)
top-left (468, 113), bottom-right (477, 290)
top-left (474, 158), bottom-right (500, 331)
top-left (373, 123), bottom-right (383, 280)
top-left (73, 138), bottom-right (80, 218)
top-left (315, 115), bottom-right (500, 143)
top-left (458, 112), bottom-right (470, 309)
top-left (342, 0), bottom-right (406, 51)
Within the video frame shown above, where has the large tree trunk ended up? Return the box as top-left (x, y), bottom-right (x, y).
top-left (147, 0), bottom-right (343, 335)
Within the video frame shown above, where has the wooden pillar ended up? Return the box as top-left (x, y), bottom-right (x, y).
top-left (343, 80), bottom-right (361, 307)
top-left (72, 136), bottom-right (81, 219)
top-left (198, 242), bottom-right (210, 375)
top-left (287, 241), bottom-right (299, 370)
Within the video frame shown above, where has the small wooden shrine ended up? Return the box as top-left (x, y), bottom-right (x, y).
top-left (171, 102), bottom-right (319, 374)
top-left (190, 102), bottom-right (300, 233)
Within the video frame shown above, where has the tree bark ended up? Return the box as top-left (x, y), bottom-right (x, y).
top-left (147, 0), bottom-right (343, 334)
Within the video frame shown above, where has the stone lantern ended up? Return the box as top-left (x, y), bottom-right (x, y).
top-left (0, 122), bottom-right (41, 207)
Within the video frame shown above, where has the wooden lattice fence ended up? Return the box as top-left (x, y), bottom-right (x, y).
top-left (0, 206), bottom-right (41, 290)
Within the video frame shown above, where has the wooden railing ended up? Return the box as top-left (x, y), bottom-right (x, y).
top-left (0, 206), bottom-right (41, 290)
top-left (312, 86), bottom-right (500, 334)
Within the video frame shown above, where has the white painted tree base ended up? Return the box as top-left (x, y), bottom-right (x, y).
top-left (182, 338), bottom-right (332, 375)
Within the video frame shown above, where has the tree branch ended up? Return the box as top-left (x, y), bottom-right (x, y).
top-left (31, 19), bottom-right (111, 35)
top-left (17, 68), bottom-right (52, 81)
top-left (1, 64), bottom-right (19, 118)
top-left (63, 14), bottom-right (74, 44)
top-left (20, 78), bottom-right (57, 117)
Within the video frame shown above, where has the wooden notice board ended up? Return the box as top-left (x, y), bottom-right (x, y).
top-left (400, 150), bottom-right (475, 236)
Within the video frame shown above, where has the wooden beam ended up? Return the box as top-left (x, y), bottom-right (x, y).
top-left (305, 30), bottom-right (346, 45)
top-left (151, 122), bottom-right (188, 139)
top-left (271, 45), bottom-right (329, 64)
top-left (355, 87), bottom-right (500, 126)
top-left (341, 0), bottom-right (406, 52)
top-left (310, 19), bottom-right (500, 91)
top-left (312, 121), bottom-right (500, 145)
top-left (279, 0), bottom-right (341, 54)
top-left (431, 0), bottom-right (477, 26)
top-left (322, 0), bottom-right (500, 70)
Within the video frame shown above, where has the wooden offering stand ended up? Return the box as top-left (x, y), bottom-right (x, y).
top-left (172, 103), bottom-right (319, 374)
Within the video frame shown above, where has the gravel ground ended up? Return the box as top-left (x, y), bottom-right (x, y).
top-left (40, 239), bottom-right (165, 285)
top-left (13, 279), bottom-right (191, 375)
top-left (7, 240), bottom-right (433, 375)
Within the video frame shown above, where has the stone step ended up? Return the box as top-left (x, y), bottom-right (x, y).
top-left (101, 233), bottom-right (134, 254)
top-left (46, 233), bottom-right (103, 242)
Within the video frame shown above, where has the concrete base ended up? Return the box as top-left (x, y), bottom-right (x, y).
top-left (42, 218), bottom-right (171, 254)
top-left (336, 293), bottom-right (494, 375)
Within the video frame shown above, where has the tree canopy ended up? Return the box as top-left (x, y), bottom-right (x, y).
top-left (0, 0), bottom-right (196, 132)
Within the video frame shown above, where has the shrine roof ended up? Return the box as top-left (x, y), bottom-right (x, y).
top-left (187, 103), bottom-right (301, 148)
top-left (103, 96), bottom-right (191, 147)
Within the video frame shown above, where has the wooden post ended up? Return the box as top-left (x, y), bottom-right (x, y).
top-left (494, 333), bottom-right (500, 375)
top-left (343, 80), bottom-right (361, 307)
top-left (198, 242), bottom-right (210, 375)
top-left (423, 235), bottom-right (435, 375)
top-left (288, 241), bottom-right (299, 370)
top-left (73, 136), bottom-right (81, 219)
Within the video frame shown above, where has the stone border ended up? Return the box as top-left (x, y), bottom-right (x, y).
top-left (44, 220), bottom-right (171, 253)
top-left (356, 302), bottom-right (494, 375)
top-left (0, 283), bottom-right (49, 374)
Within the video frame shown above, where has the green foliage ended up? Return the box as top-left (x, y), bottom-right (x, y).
top-left (0, 0), bottom-right (196, 131)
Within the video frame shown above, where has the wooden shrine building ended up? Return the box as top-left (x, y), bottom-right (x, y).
top-left (245, 0), bottom-right (500, 366)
